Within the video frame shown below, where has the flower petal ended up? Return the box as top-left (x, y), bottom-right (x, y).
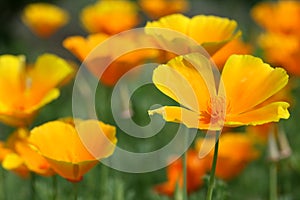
top-left (222, 55), bottom-right (289, 114)
top-left (188, 15), bottom-right (240, 55)
top-left (146, 14), bottom-right (189, 35)
top-left (226, 102), bottom-right (290, 126)
top-left (29, 121), bottom-right (95, 162)
top-left (149, 106), bottom-right (208, 129)
top-left (153, 54), bottom-right (215, 113)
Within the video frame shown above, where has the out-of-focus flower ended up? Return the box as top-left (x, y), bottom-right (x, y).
top-left (154, 150), bottom-right (208, 196)
top-left (63, 33), bottom-right (158, 86)
top-left (211, 37), bottom-right (252, 69)
top-left (0, 128), bottom-right (54, 177)
top-left (251, 0), bottom-right (300, 36)
top-left (145, 14), bottom-right (241, 55)
top-left (196, 133), bottom-right (258, 180)
top-left (29, 119), bottom-right (117, 182)
top-left (80, 0), bottom-right (139, 35)
top-left (0, 54), bottom-right (74, 127)
top-left (258, 33), bottom-right (300, 76)
top-left (22, 3), bottom-right (69, 38)
top-left (139, 0), bottom-right (189, 19)
top-left (149, 53), bottom-right (290, 130)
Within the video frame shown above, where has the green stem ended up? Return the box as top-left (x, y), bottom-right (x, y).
top-left (30, 173), bottom-right (36, 200)
top-left (206, 131), bottom-right (220, 200)
top-left (182, 150), bottom-right (187, 200)
top-left (270, 162), bottom-right (278, 200)
top-left (52, 175), bottom-right (57, 200)
top-left (1, 167), bottom-right (6, 200)
top-left (73, 182), bottom-right (78, 200)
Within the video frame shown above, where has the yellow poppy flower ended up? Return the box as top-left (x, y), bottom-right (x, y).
top-left (1, 128), bottom-right (54, 177)
top-left (80, 0), bottom-right (139, 35)
top-left (196, 133), bottom-right (258, 180)
top-left (29, 120), bottom-right (117, 182)
top-left (139, 0), bottom-right (189, 19)
top-left (145, 14), bottom-right (241, 55)
top-left (251, 0), bottom-right (300, 36)
top-left (22, 3), bottom-right (69, 38)
top-left (63, 33), bottom-right (157, 86)
top-left (0, 54), bottom-right (74, 127)
top-left (149, 53), bottom-right (290, 130)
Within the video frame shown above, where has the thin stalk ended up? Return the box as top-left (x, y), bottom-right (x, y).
top-left (73, 182), bottom-right (78, 200)
top-left (1, 167), bottom-right (6, 200)
top-left (270, 162), bottom-right (278, 200)
top-left (182, 150), bottom-right (187, 200)
top-left (52, 175), bottom-right (57, 200)
top-left (30, 172), bottom-right (36, 200)
top-left (206, 131), bottom-right (220, 200)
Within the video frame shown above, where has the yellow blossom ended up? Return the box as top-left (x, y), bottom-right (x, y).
top-left (29, 119), bottom-right (117, 182)
top-left (22, 3), bottom-right (69, 38)
top-left (0, 54), bottom-right (74, 127)
top-left (149, 53), bottom-right (290, 130)
top-left (80, 0), bottom-right (139, 35)
top-left (139, 0), bottom-right (189, 19)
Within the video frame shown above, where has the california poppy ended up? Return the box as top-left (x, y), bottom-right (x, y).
top-left (139, 0), bottom-right (189, 19)
top-left (251, 0), bottom-right (300, 36)
top-left (0, 54), bottom-right (74, 127)
top-left (154, 150), bottom-right (208, 196)
top-left (22, 3), bottom-right (69, 38)
top-left (1, 128), bottom-right (54, 177)
top-left (80, 0), bottom-right (139, 35)
top-left (63, 33), bottom-right (157, 86)
top-left (29, 119), bottom-right (117, 182)
top-left (145, 14), bottom-right (241, 56)
top-left (149, 53), bottom-right (290, 130)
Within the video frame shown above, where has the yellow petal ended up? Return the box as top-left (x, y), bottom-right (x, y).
top-left (76, 120), bottom-right (117, 159)
top-left (146, 14), bottom-right (189, 35)
top-left (222, 55), bottom-right (289, 114)
top-left (29, 53), bottom-right (74, 92)
top-left (188, 15), bottom-right (240, 54)
top-left (2, 153), bottom-right (24, 170)
top-left (153, 54), bottom-right (215, 113)
top-left (29, 121), bottom-right (94, 162)
top-left (149, 106), bottom-right (200, 129)
top-left (0, 55), bottom-right (26, 111)
top-left (226, 102), bottom-right (290, 126)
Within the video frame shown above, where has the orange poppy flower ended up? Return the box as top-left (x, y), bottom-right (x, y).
top-left (0, 128), bottom-right (54, 177)
top-left (139, 0), bottom-right (189, 19)
top-left (196, 133), bottom-right (258, 180)
top-left (251, 0), bottom-right (300, 36)
top-left (145, 14), bottom-right (241, 55)
top-left (28, 119), bottom-right (117, 182)
top-left (149, 53), bottom-right (290, 130)
top-left (63, 33), bottom-right (157, 86)
top-left (258, 33), bottom-right (300, 76)
top-left (80, 0), bottom-right (139, 35)
top-left (154, 150), bottom-right (208, 196)
top-left (22, 3), bottom-right (69, 38)
top-left (0, 54), bottom-right (74, 127)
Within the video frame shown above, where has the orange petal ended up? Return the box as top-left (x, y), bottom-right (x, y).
top-left (45, 158), bottom-right (98, 182)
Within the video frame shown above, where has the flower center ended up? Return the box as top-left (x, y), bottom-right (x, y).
top-left (200, 96), bottom-right (226, 127)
